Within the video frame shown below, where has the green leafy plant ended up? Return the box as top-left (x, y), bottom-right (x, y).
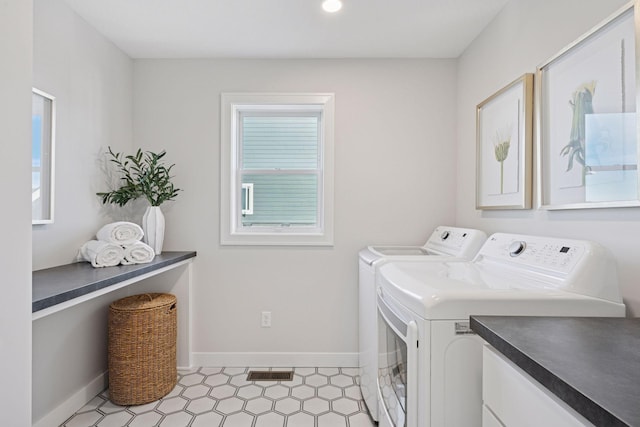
top-left (97, 147), bottom-right (181, 207)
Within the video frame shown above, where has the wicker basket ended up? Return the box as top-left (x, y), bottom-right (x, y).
top-left (108, 293), bottom-right (177, 406)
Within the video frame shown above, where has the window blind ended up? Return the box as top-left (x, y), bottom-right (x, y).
top-left (240, 114), bottom-right (320, 226)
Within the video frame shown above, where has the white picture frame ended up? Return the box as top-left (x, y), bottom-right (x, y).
top-left (538, 2), bottom-right (639, 210)
top-left (476, 74), bottom-right (534, 210)
top-left (32, 88), bottom-right (56, 224)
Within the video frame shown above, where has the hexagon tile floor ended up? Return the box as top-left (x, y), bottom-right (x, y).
top-left (61, 367), bottom-right (377, 427)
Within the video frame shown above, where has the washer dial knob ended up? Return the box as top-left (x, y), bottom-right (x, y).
top-left (441, 231), bottom-right (450, 240)
top-left (509, 241), bottom-right (526, 257)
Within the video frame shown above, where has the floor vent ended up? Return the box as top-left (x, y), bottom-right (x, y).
top-left (247, 370), bottom-right (294, 381)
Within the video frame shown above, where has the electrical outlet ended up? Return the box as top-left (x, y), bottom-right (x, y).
top-left (261, 311), bottom-right (272, 328)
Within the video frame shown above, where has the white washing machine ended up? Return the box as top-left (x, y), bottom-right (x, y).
top-left (376, 233), bottom-right (626, 427)
top-left (358, 226), bottom-right (487, 421)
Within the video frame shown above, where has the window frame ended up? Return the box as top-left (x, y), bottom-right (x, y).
top-left (220, 93), bottom-right (335, 246)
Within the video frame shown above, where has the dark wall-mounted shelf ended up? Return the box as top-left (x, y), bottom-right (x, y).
top-left (33, 251), bottom-right (197, 316)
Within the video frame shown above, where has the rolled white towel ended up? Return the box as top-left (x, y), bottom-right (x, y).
top-left (121, 242), bottom-right (155, 265)
top-left (80, 240), bottom-right (124, 268)
top-left (96, 221), bottom-right (144, 246)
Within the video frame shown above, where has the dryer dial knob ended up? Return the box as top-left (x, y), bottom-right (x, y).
top-left (441, 231), bottom-right (450, 240)
top-left (509, 241), bottom-right (526, 257)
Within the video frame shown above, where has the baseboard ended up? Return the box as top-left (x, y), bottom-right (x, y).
top-left (192, 352), bottom-right (358, 368)
top-left (33, 371), bottom-right (107, 427)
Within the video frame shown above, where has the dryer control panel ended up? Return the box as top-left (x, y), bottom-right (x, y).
top-left (478, 233), bottom-right (586, 275)
top-left (475, 233), bottom-right (621, 303)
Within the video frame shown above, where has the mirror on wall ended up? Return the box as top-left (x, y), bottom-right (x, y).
top-left (32, 88), bottom-right (55, 224)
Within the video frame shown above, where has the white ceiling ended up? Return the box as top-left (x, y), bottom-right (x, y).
top-left (62, 0), bottom-right (509, 59)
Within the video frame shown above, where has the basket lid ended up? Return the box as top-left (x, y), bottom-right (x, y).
top-left (110, 293), bottom-right (176, 311)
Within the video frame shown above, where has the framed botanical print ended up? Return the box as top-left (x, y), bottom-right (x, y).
top-left (538, 2), bottom-right (639, 209)
top-left (476, 74), bottom-right (534, 210)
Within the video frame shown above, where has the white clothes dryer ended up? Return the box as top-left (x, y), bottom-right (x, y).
top-left (358, 226), bottom-right (487, 420)
top-left (376, 233), bottom-right (625, 427)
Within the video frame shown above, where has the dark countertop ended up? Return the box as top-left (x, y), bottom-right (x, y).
top-left (470, 316), bottom-right (640, 427)
top-left (33, 251), bottom-right (197, 313)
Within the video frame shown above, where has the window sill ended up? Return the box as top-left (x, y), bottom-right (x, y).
top-left (221, 232), bottom-right (333, 246)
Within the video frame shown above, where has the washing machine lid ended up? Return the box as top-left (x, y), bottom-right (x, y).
top-left (359, 246), bottom-right (440, 264)
top-left (368, 246), bottom-right (437, 256)
top-left (359, 246), bottom-right (452, 266)
top-left (361, 226), bottom-right (487, 265)
top-left (378, 260), bottom-right (625, 320)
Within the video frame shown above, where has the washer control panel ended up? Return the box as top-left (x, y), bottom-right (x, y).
top-left (479, 233), bottom-right (586, 275)
top-left (424, 226), bottom-right (487, 257)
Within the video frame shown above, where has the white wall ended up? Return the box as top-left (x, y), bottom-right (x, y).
top-left (133, 59), bottom-right (458, 361)
top-left (455, 0), bottom-right (640, 314)
top-left (0, 0), bottom-right (33, 425)
top-left (32, 0), bottom-right (134, 270)
top-left (32, 0), bottom-right (134, 424)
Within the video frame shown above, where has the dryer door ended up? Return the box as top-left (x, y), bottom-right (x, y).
top-left (377, 290), bottom-right (418, 427)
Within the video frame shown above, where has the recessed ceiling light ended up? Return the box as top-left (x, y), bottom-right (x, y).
top-left (322, 0), bottom-right (343, 13)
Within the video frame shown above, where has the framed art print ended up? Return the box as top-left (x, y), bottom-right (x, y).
top-left (476, 74), bottom-right (534, 210)
top-left (538, 2), bottom-right (639, 209)
top-left (32, 88), bottom-right (56, 224)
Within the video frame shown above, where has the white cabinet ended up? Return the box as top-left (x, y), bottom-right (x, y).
top-left (482, 345), bottom-right (594, 427)
top-left (482, 406), bottom-right (504, 427)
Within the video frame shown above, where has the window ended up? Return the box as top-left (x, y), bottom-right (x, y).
top-left (221, 93), bottom-right (334, 245)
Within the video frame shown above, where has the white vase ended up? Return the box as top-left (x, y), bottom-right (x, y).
top-left (142, 206), bottom-right (165, 255)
